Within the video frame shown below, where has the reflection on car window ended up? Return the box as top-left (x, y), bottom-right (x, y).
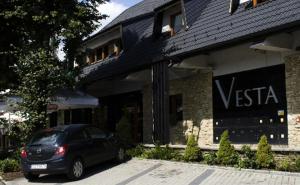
top-left (86, 127), bottom-right (106, 139)
top-left (30, 130), bottom-right (64, 145)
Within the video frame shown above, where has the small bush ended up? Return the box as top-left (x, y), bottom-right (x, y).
top-left (276, 158), bottom-right (295, 172)
top-left (256, 135), bottom-right (275, 169)
top-left (204, 152), bottom-right (218, 165)
top-left (295, 157), bottom-right (300, 172)
top-left (0, 159), bottom-right (20, 173)
top-left (141, 144), bottom-right (181, 160)
top-left (238, 145), bottom-right (256, 169)
top-left (183, 134), bottom-right (202, 162)
top-left (216, 130), bottom-right (239, 166)
top-left (126, 144), bottom-right (145, 158)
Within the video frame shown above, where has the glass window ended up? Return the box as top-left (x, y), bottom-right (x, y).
top-left (170, 13), bottom-right (183, 36)
top-left (70, 130), bottom-right (88, 142)
top-left (30, 130), bottom-right (65, 145)
top-left (86, 127), bottom-right (107, 139)
top-left (169, 94), bottom-right (183, 126)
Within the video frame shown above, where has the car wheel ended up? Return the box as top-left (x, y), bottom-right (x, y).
top-left (116, 147), bottom-right (125, 162)
top-left (68, 158), bottom-right (84, 180)
top-left (24, 173), bottom-right (39, 181)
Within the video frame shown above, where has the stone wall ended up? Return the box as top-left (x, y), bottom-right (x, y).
top-left (142, 70), bottom-right (214, 147)
top-left (285, 54), bottom-right (300, 150)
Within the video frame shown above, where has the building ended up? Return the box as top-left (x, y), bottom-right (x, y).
top-left (78, 0), bottom-right (300, 151)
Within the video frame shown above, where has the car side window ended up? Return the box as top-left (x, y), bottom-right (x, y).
top-left (70, 130), bottom-right (88, 142)
top-left (86, 127), bottom-right (107, 139)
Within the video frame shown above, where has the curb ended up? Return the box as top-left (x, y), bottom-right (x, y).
top-left (136, 158), bottom-right (300, 177)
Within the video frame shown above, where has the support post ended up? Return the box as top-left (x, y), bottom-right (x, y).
top-left (152, 61), bottom-right (170, 144)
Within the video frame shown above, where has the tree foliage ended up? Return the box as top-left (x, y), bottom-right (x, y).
top-left (256, 135), bottom-right (274, 168)
top-left (183, 134), bottom-right (202, 162)
top-left (0, 0), bottom-right (108, 143)
top-left (216, 130), bottom-right (239, 165)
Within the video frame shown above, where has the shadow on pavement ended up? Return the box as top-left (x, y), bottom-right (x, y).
top-left (30, 160), bottom-right (121, 184)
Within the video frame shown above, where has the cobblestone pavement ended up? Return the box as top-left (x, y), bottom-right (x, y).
top-left (6, 159), bottom-right (300, 185)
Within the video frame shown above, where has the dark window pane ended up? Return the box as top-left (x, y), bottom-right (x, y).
top-left (70, 131), bottom-right (88, 142)
top-left (171, 13), bottom-right (183, 35)
top-left (30, 130), bottom-right (64, 145)
top-left (169, 94), bottom-right (183, 126)
top-left (86, 127), bottom-right (106, 139)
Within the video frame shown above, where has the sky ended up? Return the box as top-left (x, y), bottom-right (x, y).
top-left (95, 0), bottom-right (143, 31)
top-left (58, 0), bottom-right (143, 60)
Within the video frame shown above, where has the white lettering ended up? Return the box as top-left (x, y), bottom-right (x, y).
top-left (252, 87), bottom-right (266, 105)
top-left (244, 89), bottom-right (253, 107)
top-left (265, 86), bottom-right (279, 104)
top-left (236, 90), bottom-right (243, 107)
top-left (215, 77), bottom-right (235, 109)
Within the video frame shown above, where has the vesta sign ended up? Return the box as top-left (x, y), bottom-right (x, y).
top-left (215, 77), bottom-right (279, 109)
top-left (213, 65), bottom-right (288, 145)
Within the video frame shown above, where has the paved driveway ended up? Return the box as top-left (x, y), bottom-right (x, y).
top-left (6, 159), bottom-right (300, 185)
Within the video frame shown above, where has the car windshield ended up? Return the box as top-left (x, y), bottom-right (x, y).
top-left (29, 130), bottom-right (65, 145)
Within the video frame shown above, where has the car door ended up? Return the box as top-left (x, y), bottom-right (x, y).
top-left (68, 129), bottom-right (94, 167)
top-left (85, 127), bottom-right (110, 164)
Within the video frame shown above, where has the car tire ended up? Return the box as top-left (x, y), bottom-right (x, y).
top-left (67, 158), bottom-right (84, 181)
top-left (116, 147), bottom-right (125, 163)
top-left (24, 173), bottom-right (39, 181)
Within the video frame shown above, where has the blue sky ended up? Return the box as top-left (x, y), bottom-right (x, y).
top-left (113, 0), bottom-right (143, 7)
top-left (58, 0), bottom-right (143, 60)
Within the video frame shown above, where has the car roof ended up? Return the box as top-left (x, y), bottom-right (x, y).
top-left (50, 124), bottom-right (90, 132)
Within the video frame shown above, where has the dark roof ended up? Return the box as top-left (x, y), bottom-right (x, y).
top-left (81, 0), bottom-right (300, 83)
top-left (101, 0), bottom-right (174, 31)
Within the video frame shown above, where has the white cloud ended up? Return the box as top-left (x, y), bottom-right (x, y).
top-left (93, 1), bottom-right (128, 34)
top-left (57, 1), bottom-right (128, 61)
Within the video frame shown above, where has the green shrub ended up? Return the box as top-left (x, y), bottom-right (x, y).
top-left (116, 109), bottom-right (132, 146)
top-left (203, 152), bottom-right (218, 165)
top-left (0, 158), bottom-right (20, 173)
top-left (141, 144), bottom-right (181, 160)
top-left (183, 134), bottom-right (202, 162)
top-left (238, 145), bottom-right (257, 169)
top-left (256, 135), bottom-right (275, 169)
top-left (276, 158), bottom-right (295, 172)
top-left (295, 157), bottom-right (300, 172)
top-left (216, 130), bottom-right (239, 166)
top-left (126, 144), bottom-right (145, 158)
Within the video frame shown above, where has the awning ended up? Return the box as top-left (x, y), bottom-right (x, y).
top-left (0, 90), bottom-right (99, 113)
top-left (50, 89), bottom-right (99, 111)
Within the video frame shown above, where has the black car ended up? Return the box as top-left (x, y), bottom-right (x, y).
top-left (20, 124), bottom-right (125, 181)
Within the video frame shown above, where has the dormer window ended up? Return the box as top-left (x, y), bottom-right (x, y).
top-left (154, 2), bottom-right (185, 38)
top-left (170, 12), bottom-right (183, 36)
top-left (85, 38), bottom-right (123, 64)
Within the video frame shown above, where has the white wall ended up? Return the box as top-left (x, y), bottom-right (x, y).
top-left (82, 27), bottom-right (121, 50)
top-left (210, 43), bottom-right (284, 76)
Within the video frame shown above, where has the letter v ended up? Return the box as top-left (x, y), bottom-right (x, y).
top-left (215, 77), bottom-right (235, 109)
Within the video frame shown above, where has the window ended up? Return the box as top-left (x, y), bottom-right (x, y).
top-left (86, 127), bottom-right (107, 139)
top-left (88, 51), bottom-right (95, 64)
top-left (96, 47), bottom-right (103, 61)
top-left (169, 94), bottom-right (183, 126)
top-left (70, 130), bottom-right (88, 142)
top-left (252, 0), bottom-right (266, 7)
top-left (170, 13), bottom-right (183, 36)
top-left (85, 38), bottom-right (123, 65)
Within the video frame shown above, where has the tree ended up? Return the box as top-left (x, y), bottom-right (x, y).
top-left (216, 130), bottom-right (239, 166)
top-left (256, 135), bottom-right (274, 168)
top-left (183, 134), bottom-right (202, 162)
top-left (0, 0), bottom-right (108, 144)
